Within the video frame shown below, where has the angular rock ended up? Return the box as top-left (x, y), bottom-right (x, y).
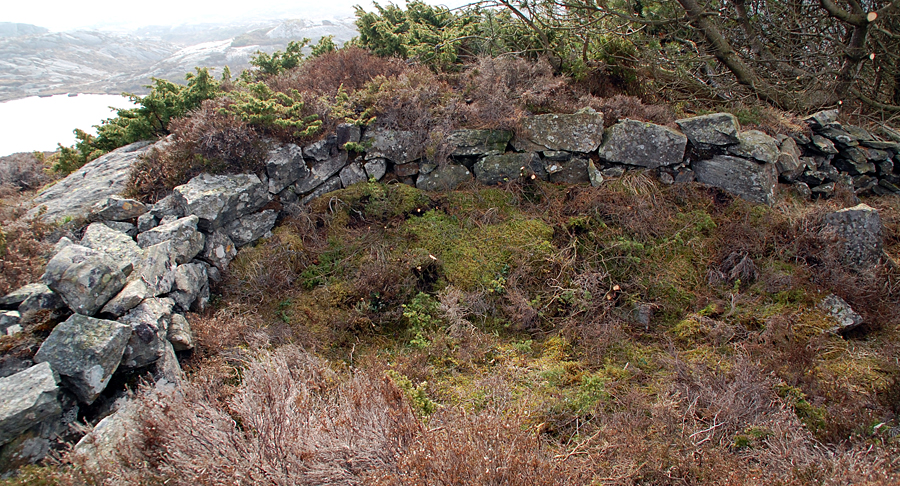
top-left (394, 162), bottom-right (419, 177)
top-left (546, 157), bottom-right (590, 184)
top-left (300, 175), bottom-right (343, 205)
top-left (794, 181), bottom-right (812, 199)
top-left (149, 194), bottom-right (184, 220)
top-left (26, 141), bottom-right (153, 224)
top-left (692, 155), bottom-right (777, 205)
top-left (818, 294), bottom-right (863, 333)
top-left (173, 173), bottom-right (269, 231)
top-left (73, 399), bottom-right (138, 473)
top-left (137, 215), bottom-right (205, 265)
top-left (416, 164), bottom-right (473, 191)
top-left (518, 109), bottom-right (604, 153)
top-left (118, 298), bottom-right (174, 370)
top-left (474, 153), bottom-right (543, 185)
top-left (18, 285), bottom-right (65, 316)
top-left (102, 221), bottom-right (138, 238)
top-left (304, 134), bottom-right (338, 162)
top-left (818, 126), bottom-right (857, 147)
top-left (169, 263), bottom-right (208, 312)
top-left (41, 245), bottom-right (127, 316)
top-left (224, 210), bottom-right (277, 248)
top-left (823, 203), bottom-right (883, 268)
top-left (266, 144), bottom-right (309, 194)
top-left (0, 283), bottom-right (47, 309)
top-left (336, 123), bottom-right (362, 147)
top-left (0, 362), bottom-right (60, 446)
top-left (447, 129), bottom-right (512, 156)
top-left (101, 241), bottom-right (177, 317)
top-left (859, 139), bottom-right (900, 151)
top-left (200, 230), bottom-right (238, 271)
top-left (727, 130), bottom-right (779, 164)
top-left (675, 113), bottom-right (741, 146)
top-left (136, 213), bottom-right (158, 233)
top-left (599, 119), bottom-right (687, 169)
top-left (0, 311), bottom-right (20, 335)
top-left (587, 160), bottom-right (604, 187)
top-left (33, 314), bottom-right (131, 404)
top-left (811, 134), bottom-right (839, 154)
top-left (804, 109), bottom-right (839, 129)
top-left (811, 181), bottom-right (836, 197)
top-left (293, 152), bottom-right (348, 195)
top-left (339, 161), bottom-right (368, 187)
top-left (167, 313), bottom-right (194, 352)
top-left (361, 127), bottom-right (423, 164)
top-left (675, 169), bottom-right (696, 183)
top-left (154, 341), bottom-right (182, 384)
top-left (88, 196), bottom-right (148, 222)
top-left (364, 158), bottom-right (387, 181)
top-left (601, 166), bottom-right (625, 178)
top-left (80, 223), bottom-right (142, 276)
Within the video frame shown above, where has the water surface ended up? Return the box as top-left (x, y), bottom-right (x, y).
top-left (0, 94), bottom-right (138, 156)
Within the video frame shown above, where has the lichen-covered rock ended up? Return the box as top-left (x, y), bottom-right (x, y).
top-left (0, 362), bottom-right (60, 446)
top-left (136, 213), bottom-right (158, 233)
top-left (818, 294), bottom-right (864, 333)
top-left (224, 210), bottom-right (277, 248)
top-left (811, 134), bottom-right (839, 154)
top-left (474, 153), bottom-right (544, 185)
top-left (336, 123), bottom-right (361, 147)
top-left (137, 215), bottom-right (205, 265)
top-left (118, 298), bottom-right (174, 370)
top-left (362, 127), bottom-right (423, 164)
top-left (599, 119), bottom-right (687, 169)
top-left (73, 398), bottom-right (139, 472)
top-left (0, 283), bottom-right (48, 309)
top-left (823, 203), bottom-right (883, 268)
top-left (293, 152), bottom-right (348, 195)
top-left (805, 109), bottom-right (839, 129)
top-left (0, 311), bottom-right (20, 335)
top-left (517, 109), bottom-right (604, 153)
top-left (101, 241), bottom-right (178, 317)
top-left (339, 161), bottom-right (367, 188)
top-left (587, 160), bottom-right (604, 187)
top-left (416, 164), bottom-right (473, 191)
top-left (692, 155), bottom-right (778, 205)
top-left (727, 130), bottom-right (780, 164)
top-left (88, 196), bottom-right (148, 222)
top-left (447, 129), bottom-right (512, 156)
top-left (80, 223), bottom-right (142, 276)
top-left (776, 137), bottom-right (803, 176)
top-left (173, 173), bottom-right (269, 231)
top-left (200, 230), bottom-right (238, 271)
top-left (102, 221), bottom-right (138, 237)
top-left (33, 314), bottom-right (131, 404)
top-left (364, 159), bottom-right (387, 181)
top-left (266, 144), bottom-right (309, 194)
top-left (168, 263), bottom-right (208, 312)
top-left (154, 341), bottom-right (182, 383)
top-left (304, 134), bottom-right (338, 162)
top-left (26, 141), bottom-right (153, 224)
top-left (675, 113), bottom-right (741, 146)
top-left (17, 285), bottom-right (65, 317)
top-left (167, 313), bottom-right (194, 351)
top-left (41, 245), bottom-right (127, 316)
top-left (149, 194), bottom-right (184, 220)
top-left (546, 157), bottom-right (590, 184)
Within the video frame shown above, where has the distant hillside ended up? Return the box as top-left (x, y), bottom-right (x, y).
top-left (0, 18), bottom-right (357, 102)
top-left (0, 22), bottom-right (48, 38)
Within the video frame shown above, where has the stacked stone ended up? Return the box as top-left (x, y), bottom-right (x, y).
top-left (773, 109), bottom-right (900, 197)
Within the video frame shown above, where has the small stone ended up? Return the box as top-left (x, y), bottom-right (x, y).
top-left (88, 196), bottom-right (148, 222)
top-left (118, 298), bottom-right (174, 370)
top-left (167, 313), bottom-right (194, 351)
top-left (0, 311), bottom-right (20, 334)
top-left (80, 222), bottom-right (142, 276)
top-left (137, 215), bottom-right (206, 265)
top-left (136, 213), bottom-right (158, 233)
top-left (364, 158), bottom-right (387, 181)
top-left (818, 294), bottom-right (863, 333)
top-left (727, 130), bottom-right (780, 164)
top-left (224, 210), bottom-right (278, 248)
top-left (339, 161), bottom-right (368, 187)
top-left (599, 119), bottom-right (687, 169)
top-left (416, 164), bottom-right (473, 191)
top-left (200, 230), bottom-right (238, 271)
top-left (601, 166), bottom-right (625, 178)
top-left (587, 160), bottom-right (604, 187)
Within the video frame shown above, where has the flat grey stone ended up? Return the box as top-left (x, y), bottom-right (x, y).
top-left (266, 144), bottom-right (308, 194)
top-left (200, 230), bottom-right (238, 271)
top-left (102, 221), bottom-right (138, 238)
top-left (518, 109), bottom-right (604, 153)
top-left (137, 215), bottom-right (205, 265)
top-left (88, 196), bottom-right (148, 222)
top-left (168, 263), bottom-right (208, 312)
top-left (599, 119), bottom-right (687, 169)
top-left (80, 222), bottom-right (142, 276)
top-left (447, 129), bottom-right (512, 157)
top-left (692, 155), bottom-right (777, 205)
top-left (416, 164), bottom-right (473, 191)
top-left (361, 127), bottom-right (423, 164)
top-left (167, 313), bottom-right (194, 351)
top-left (0, 283), bottom-right (48, 309)
top-left (364, 158), bottom-right (387, 181)
top-left (300, 175), bottom-right (343, 205)
top-left (818, 294), bottom-right (863, 333)
top-left (173, 173), bottom-right (269, 231)
top-left (293, 152), bottom-right (348, 195)
top-left (118, 298), bottom-right (174, 370)
top-left (823, 203), bottom-right (883, 268)
top-left (728, 130), bottom-right (779, 164)
top-left (339, 161), bottom-right (367, 188)
top-left (675, 113), bottom-right (740, 146)
top-left (101, 241), bottom-right (177, 317)
top-left (41, 244), bottom-right (127, 316)
top-left (474, 153), bottom-right (544, 185)
top-left (33, 314), bottom-right (131, 404)
top-left (546, 157), bottom-right (590, 184)
top-left (0, 311), bottom-right (20, 335)
top-left (224, 210), bottom-right (277, 248)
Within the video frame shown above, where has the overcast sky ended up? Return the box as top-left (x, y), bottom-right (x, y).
top-left (4, 0), bottom-right (474, 32)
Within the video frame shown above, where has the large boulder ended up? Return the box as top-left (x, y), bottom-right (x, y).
top-left (823, 203), bottom-right (884, 268)
top-left (517, 109), bottom-right (604, 153)
top-left (80, 223), bottom-right (143, 276)
top-left (224, 210), bottom-right (277, 248)
top-left (675, 113), bottom-right (741, 146)
top-left (41, 245), bottom-right (127, 316)
top-left (118, 298), bottom-right (174, 370)
top-left (727, 130), bottom-right (780, 164)
top-left (474, 153), bottom-right (544, 185)
top-left (692, 155), bottom-right (778, 205)
top-left (599, 119), bottom-right (687, 169)
top-left (266, 144), bottom-right (309, 194)
top-left (361, 128), bottom-right (423, 164)
top-left (26, 141), bottom-right (154, 224)
top-left (417, 164), bottom-right (473, 191)
top-left (33, 314), bottom-right (131, 404)
top-left (101, 241), bottom-right (178, 317)
top-left (87, 196), bottom-right (148, 223)
top-left (136, 215), bottom-right (205, 264)
top-left (293, 152), bottom-right (349, 195)
top-left (447, 129), bottom-right (512, 157)
top-left (0, 362), bottom-right (60, 446)
top-left (173, 173), bottom-right (269, 231)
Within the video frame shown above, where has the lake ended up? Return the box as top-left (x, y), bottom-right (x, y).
top-left (0, 94), bottom-right (138, 156)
